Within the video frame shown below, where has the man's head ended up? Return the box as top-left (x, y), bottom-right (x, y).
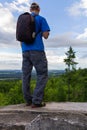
top-left (30, 3), bottom-right (40, 14)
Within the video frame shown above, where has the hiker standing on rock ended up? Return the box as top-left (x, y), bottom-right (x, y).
top-left (16, 2), bottom-right (50, 108)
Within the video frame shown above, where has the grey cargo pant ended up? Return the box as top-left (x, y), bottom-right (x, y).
top-left (22, 51), bottom-right (48, 104)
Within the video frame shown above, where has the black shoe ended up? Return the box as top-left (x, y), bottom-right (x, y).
top-left (26, 101), bottom-right (32, 106)
top-left (31, 102), bottom-right (46, 108)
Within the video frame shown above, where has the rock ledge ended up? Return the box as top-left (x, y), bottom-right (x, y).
top-left (0, 102), bottom-right (87, 130)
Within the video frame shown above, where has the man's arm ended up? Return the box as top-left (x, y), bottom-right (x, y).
top-left (42, 31), bottom-right (50, 39)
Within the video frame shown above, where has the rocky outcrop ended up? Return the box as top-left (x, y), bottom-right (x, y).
top-left (26, 113), bottom-right (87, 130)
top-left (0, 102), bottom-right (87, 130)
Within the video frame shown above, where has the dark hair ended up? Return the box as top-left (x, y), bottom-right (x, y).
top-left (30, 2), bottom-right (40, 10)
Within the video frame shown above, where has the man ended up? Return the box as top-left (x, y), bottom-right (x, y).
top-left (21, 2), bottom-right (50, 108)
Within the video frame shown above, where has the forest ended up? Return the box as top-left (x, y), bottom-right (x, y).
top-left (0, 68), bottom-right (87, 106)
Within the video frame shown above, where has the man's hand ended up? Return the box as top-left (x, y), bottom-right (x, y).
top-left (42, 31), bottom-right (49, 39)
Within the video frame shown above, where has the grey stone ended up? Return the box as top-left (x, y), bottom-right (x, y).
top-left (0, 103), bottom-right (87, 130)
top-left (26, 113), bottom-right (87, 130)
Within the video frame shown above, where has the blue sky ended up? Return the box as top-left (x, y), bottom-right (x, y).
top-left (0, 0), bottom-right (87, 70)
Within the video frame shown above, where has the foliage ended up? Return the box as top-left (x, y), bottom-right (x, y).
top-left (64, 46), bottom-right (78, 72)
top-left (44, 77), bottom-right (66, 102)
top-left (64, 46), bottom-right (78, 101)
top-left (0, 68), bottom-right (87, 106)
top-left (0, 80), bottom-right (24, 105)
top-left (62, 68), bottom-right (87, 101)
top-left (7, 80), bottom-right (24, 104)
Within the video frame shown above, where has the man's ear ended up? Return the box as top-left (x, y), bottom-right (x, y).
top-left (37, 8), bottom-right (40, 12)
top-left (30, 9), bottom-right (32, 12)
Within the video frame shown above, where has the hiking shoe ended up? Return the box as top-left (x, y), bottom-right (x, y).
top-left (31, 102), bottom-right (46, 108)
top-left (26, 101), bottom-right (32, 106)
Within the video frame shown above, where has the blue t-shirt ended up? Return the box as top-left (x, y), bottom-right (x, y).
top-left (21, 13), bottom-right (50, 52)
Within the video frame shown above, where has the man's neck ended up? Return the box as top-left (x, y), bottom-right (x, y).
top-left (32, 11), bottom-right (39, 15)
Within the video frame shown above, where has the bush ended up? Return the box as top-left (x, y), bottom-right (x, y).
top-left (7, 84), bottom-right (24, 105)
top-left (44, 77), bottom-right (66, 102)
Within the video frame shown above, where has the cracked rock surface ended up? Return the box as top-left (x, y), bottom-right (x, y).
top-left (0, 102), bottom-right (87, 130)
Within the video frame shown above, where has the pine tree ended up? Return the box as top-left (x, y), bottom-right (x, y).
top-left (64, 46), bottom-right (78, 72)
top-left (64, 46), bottom-right (78, 101)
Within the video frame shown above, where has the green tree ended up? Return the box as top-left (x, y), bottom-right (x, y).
top-left (64, 46), bottom-right (78, 72)
top-left (64, 46), bottom-right (78, 101)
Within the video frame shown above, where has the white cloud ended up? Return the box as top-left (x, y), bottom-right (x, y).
top-left (45, 49), bottom-right (66, 70)
top-left (45, 32), bottom-right (87, 48)
top-left (0, 4), bottom-right (16, 33)
top-left (67, 0), bottom-right (87, 16)
top-left (16, 0), bottom-right (29, 4)
top-left (76, 28), bottom-right (87, 39)
top-left (0, 0), bottom-right (32, 46)
top-left (0, 52), bottom-right (22, 70)
top-left (77, 57), bottom-right (87, 69)
top-left (0, 52), bottom-right (21, 61)
top-left (5, 0), bottom-right (31, 13)
top-left (0, 0), bottom-right (31, 33)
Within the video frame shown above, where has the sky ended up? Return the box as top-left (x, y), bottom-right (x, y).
top-left (0, 0), bottom-right (87, 70)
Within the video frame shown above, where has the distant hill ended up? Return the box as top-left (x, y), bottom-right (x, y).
top-left (0, 70), bottom-right (65, 80)
top-left (0, 70), bottom-right (22, 80)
